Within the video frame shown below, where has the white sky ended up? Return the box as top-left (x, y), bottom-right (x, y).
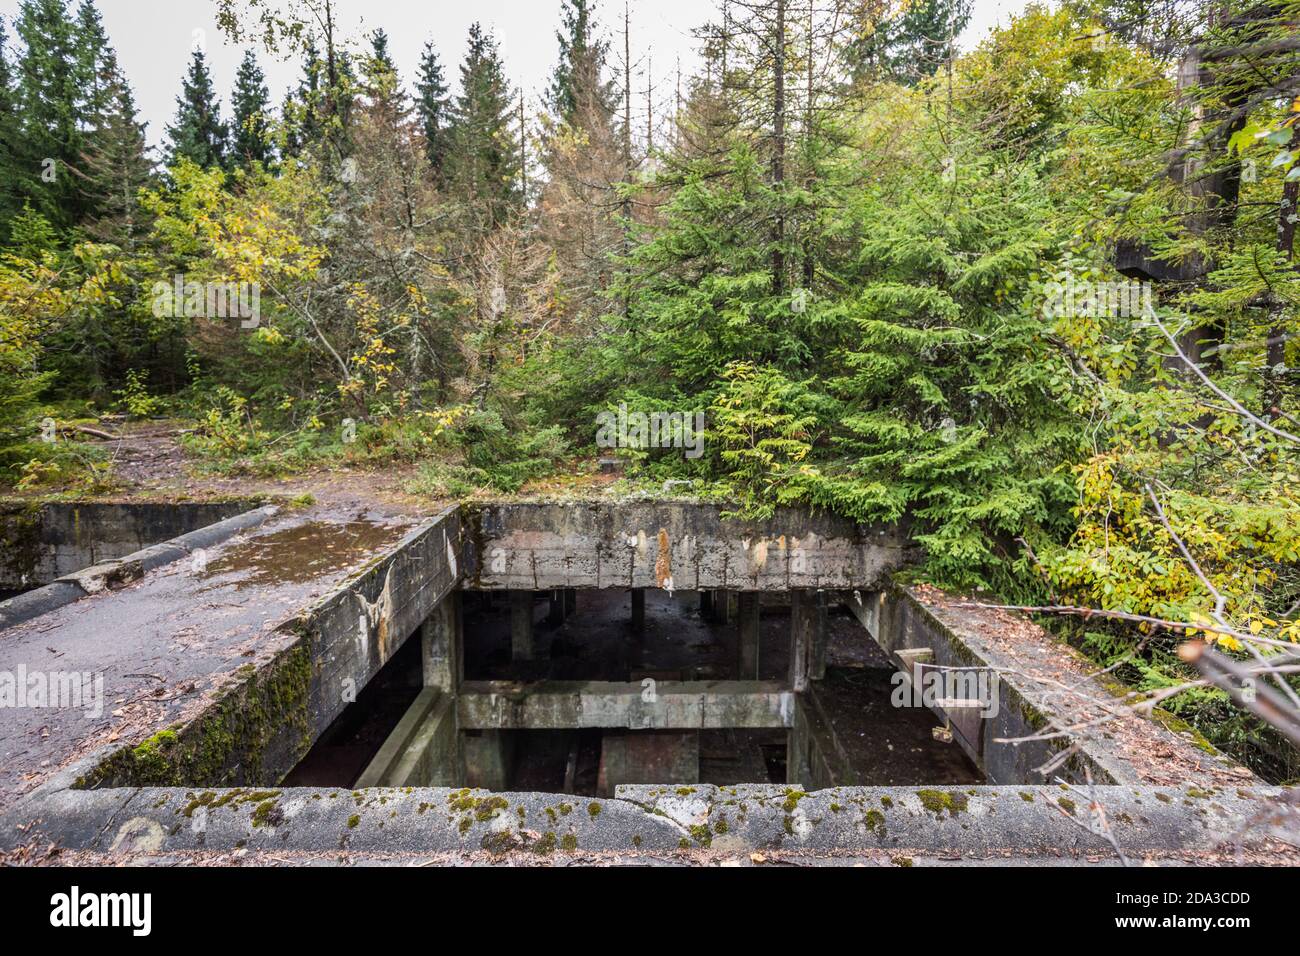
top-left (0, 0), bottom-right (1038, 149)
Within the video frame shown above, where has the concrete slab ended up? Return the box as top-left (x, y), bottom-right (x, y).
top-left (0, 505), bottom-right (454, 810)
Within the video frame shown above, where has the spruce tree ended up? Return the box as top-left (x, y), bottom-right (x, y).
top-left (230, 48), bottom-right (272, 168)
top-left (0, 18), bottom-right (22, 240)
top-left (415, 41), bottom-right (450, 181)
top-left (446, 22), bottom-right (520, 231)
top-left (13, 0), bottom-right (82, 231)
top-left (844, 0), bottom-right (972, 85)
top-left (78, 76), bottom-right (151, 245)
top-left (548, 0), bottom-right (611, 120)
top-left (165, 48), bottom-right (228, 169)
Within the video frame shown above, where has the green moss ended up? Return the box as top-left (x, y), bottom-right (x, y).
top-left (79, 640), bottom-right (314, 789)
top-left (632, 835), bottom-right (642, 848)
top-left (560, 834), bottom-right (578, 851)
top-left (714, 817), bottom-right (729, 834)
top-left (917, 789), bottom-right (967, 817)
top-left (880, 795), bottom-right (893, 809)
top-left (891, 855), bottom-right (914, 868)
top-left (534, 832), bottom-right (557, 855)
top-left (1019, 791), bottom-right (1034, 802)
top-left (688, 824), bottom-right (713, 848)
top-left (346, 814), bottom-right (360, 829)
top-left (864, 809), bottom-right (886, 836)
top-left (675, 787), bottom-right (697, 795)
top-left (1057, 797), bottom-right (1076, 815)
top-left (474, 796), bottom-right (509, 822)
top-left (587, 802), bottom-right (602, 819)
top-left (1154, 792), bottom-right (1172, 803)
top-left (781, 789), bottom-right (808, 813)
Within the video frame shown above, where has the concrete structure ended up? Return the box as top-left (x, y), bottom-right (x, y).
top-left (0, 497), bottom-right (1288, 866)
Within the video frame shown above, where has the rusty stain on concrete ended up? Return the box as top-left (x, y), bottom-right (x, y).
top-left (655, 528), bottom-right (673, 592)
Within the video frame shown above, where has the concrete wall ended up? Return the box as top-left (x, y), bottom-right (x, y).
top-left (0, 500), bottom-right (260, 589)
top-left (461, 501), bottom-right (916, 591)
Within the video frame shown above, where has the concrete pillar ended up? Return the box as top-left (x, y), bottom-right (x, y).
top-left (787, 702), bottom-right (812, 788)
top-left (630, 588), bottom-right (646, 632)
top-left (712, 589), bottom-right (731, 624)
top-left (564, 588), bottom-right (577, 615)
top-left (700, 591), bottom-right (714, 619)
top-left (737, 591), bottom-right (760, 680)
top-left (547, 589), bottom-right (566, 626)
top-left (790, 590), bottom-right (816, 692)
top-left (812, 591), bottom-right (828, 681)
top-left (421, 591), bottom-right (462, 693)
top-left (510, 590), bottom-right (534, 661)
top-left (462, 730), bottom-right (515, 790)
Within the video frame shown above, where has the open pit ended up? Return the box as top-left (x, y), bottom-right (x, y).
top-left (0, 499), bottom-right (1285, 864)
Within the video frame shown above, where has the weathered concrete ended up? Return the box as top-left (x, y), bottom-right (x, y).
top-left (462, 732), bottom-right (514, 790)
top-left (509, 590), bottom-right (535, 661)
top-left (355, 688), bottom-right (458, 787)
top-left (845, 585), bottom-right (1250, 788)
top-left (457, 681), bottom-right (795, 730)
top-left (0, 505), bottom-right (456, 808)
top-left (598, 732), bottom-right (699, 797)
top-left (3, 773), bottom-right (1290, 858)
top-left (737, 592), bottom-right (760, 679)
top-left (0, 505), bottom-right (278, 631)
top-left (461, 501), bottom-right (915, 591)
top-left (0, 499), bottom-right (262, 590)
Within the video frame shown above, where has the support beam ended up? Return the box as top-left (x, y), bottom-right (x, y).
top-left (458, 680), bottom-right (794, 730)
top-left (630, 588), bottom-right (646, 632)
top-left (546, 588), bottom-right (566, 626)
top-left (811, 590), bottom-right (827, 681)
top-left (421, 591), bottom-right (462, 693)
top-left (510, 590), bottom-right (534, 661)
top-left (737, 591), bottom-right (760, 679)
top-left (355, 688), bottom-right (458, 787)
top-left (790, 590), bottom-right (817, 692)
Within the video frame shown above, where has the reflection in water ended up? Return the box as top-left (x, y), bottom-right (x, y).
top-left (199, 514), bottom-right (409, 591)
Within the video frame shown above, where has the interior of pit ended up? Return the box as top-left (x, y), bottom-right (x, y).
top-left (285, 587), bottom-right (982, 795)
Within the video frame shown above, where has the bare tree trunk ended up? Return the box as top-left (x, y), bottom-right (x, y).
top-left (771, 0), bottom-right (786, 294)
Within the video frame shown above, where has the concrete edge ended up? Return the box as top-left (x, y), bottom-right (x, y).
top-left (1, 782), bottom-right (1292, 857)
top-left (0, 505), bottom-right (280, 632)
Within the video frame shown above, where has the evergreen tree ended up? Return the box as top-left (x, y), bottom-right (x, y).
top-left (280, 36), bottom-right (323, 158)
top-left (230, 48), bottom-right (272, 168)
top-left (165, 48), bottom-right (228, 169)
top-left (845, 0), bottom-right (972, 84)
top-left (13, 0), bottom-right (82, 231)
top-left (547, 0), bottom-right (611, 120)
top-left (415, 41), bottom-right (450, 181)
top-left (368, 28), bottom-right (395, 76)
top-left (0, 18), bottom-right (22, 240)
top-left (446, 23), bottom-right (521, 231)
top-left (78, 75), bottom-right (151, 245)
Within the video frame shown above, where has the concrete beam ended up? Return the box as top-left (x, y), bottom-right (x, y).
top-left (461, 501), bottom-right (915, 591)
top-left (355, 688), bottom-right (458, 787)
top-left (457, 680), bottom-right (795, 730)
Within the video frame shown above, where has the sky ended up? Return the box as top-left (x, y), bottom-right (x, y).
top-left (0, 0), bottom-right (1038, 149)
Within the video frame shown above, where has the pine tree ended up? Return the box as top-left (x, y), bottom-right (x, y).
top-left (165, 48), bottom-right (228, 169)
top-left (0, 17), bottom-right (22, 240)
top-left (415, 41), bottom-right (450, 181)
top-left (230, 48), bottom-right (272, 168)
top-left (844, 0), bottom-right (972, 85)
top-left (368, 28), bottom-right (395, 76)
top-left (548, 0), bottom-right (611, 120)
top-left (78, 75), bottom-right (151, 245)
top-left (13, 0), bottom-right (83, 231)
top-left (446, 22), bottom-right (521, 232)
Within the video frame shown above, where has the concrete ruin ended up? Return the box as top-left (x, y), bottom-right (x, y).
top-left (0, 498), bottom-right (1292, 865)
